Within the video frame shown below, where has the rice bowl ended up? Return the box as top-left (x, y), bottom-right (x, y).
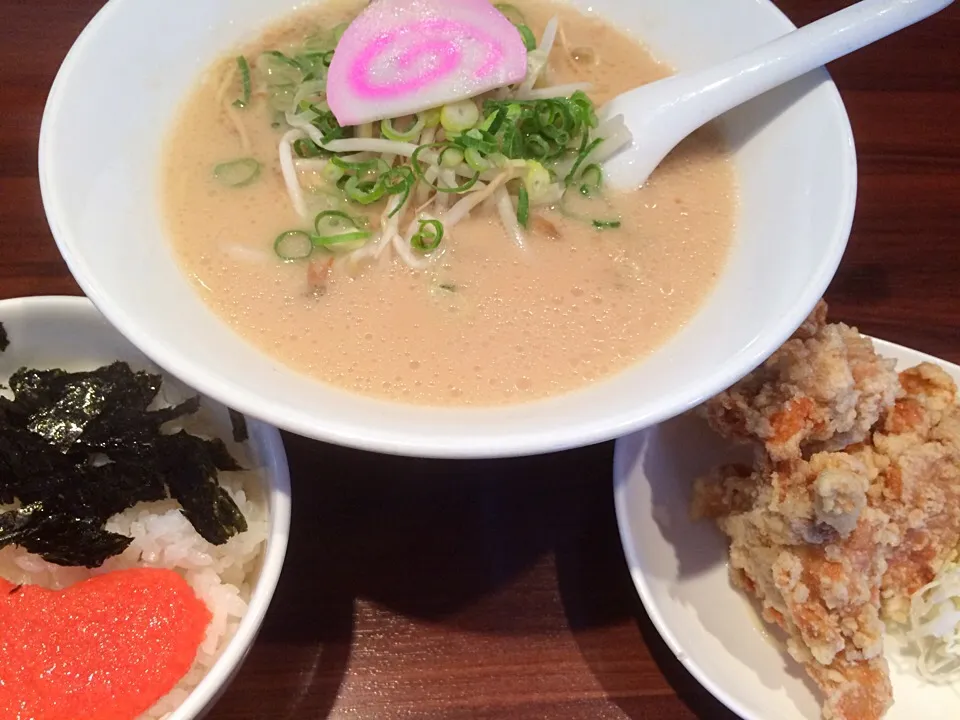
top-left (0, 295), bottom-right (291, 720)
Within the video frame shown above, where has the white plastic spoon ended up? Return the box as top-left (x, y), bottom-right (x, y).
top-left (601, 0), bottom-right (955, 190)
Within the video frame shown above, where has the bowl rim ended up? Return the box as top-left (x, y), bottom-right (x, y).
top-left (0, 294), bottom-right (292, 720)
top-left (37, 0), bottom-right (857, 459)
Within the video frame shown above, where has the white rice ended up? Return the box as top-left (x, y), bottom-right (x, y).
top-left (0, 468), bottom-right (269, 720)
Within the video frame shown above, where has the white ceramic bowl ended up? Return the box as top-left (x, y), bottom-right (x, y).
top-left (613, 338), bottom-right (960, 720)
top-left (39, 0), bottom-right (855, 458)
top-left (0, 295), bottom-right (291, 720)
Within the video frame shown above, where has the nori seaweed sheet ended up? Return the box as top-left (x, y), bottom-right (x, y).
top-left (0, 361), bottom-right (248, 567)
top-left (0, 322), bottom-right (8, 352)
top-left (228, 408), bottom-right (249, 443)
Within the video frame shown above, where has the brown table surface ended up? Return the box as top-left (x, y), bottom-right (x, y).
top-left (3, 1), bottom-right (959, 718)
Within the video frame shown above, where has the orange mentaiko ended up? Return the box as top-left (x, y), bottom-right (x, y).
top-left (0, 567), bottom-right (210, 720)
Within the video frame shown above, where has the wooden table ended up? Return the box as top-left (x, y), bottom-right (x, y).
top-left (2, 1), bottom-right (958, 718)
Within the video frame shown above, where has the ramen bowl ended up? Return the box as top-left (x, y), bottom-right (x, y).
top-left (39, 0), bottom-right (855, 458)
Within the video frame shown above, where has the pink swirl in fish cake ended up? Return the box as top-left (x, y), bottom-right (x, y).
top-left (349, 19), bottom-right (504, 100)
top-left (327, 0), bottom-right (528, 127)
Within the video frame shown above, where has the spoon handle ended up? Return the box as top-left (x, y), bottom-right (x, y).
top-left (606, 0), bottom-right (954, 186)
top-left (678, 0), bottom-right (952, 119)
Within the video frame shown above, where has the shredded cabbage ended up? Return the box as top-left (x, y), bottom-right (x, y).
top-left (908, 565), bottom-right (960, 681)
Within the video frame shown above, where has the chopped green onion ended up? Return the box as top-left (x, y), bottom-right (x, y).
top-left (570, 90), bottom-right (599, 128)
top-left (303, 50), bottom-right (335, 67)
top-left (303, 22), bottom-right (347, 54)
top-left (299, 99), bottom-right (325, 113)
top-left (380, 167), bottom-right (415, 218)
top-left (439, 283), bottom-right (457, 292)
top-left (330, 156), bottom-right (388, 175)
top-left (259, 52), bottom-right (304, 110)
top-left (293, 138), bottom-right (325, 158)
top-left (421, 108), bottom-right (442, 128)
top-left (387, 192), bottom-right (410, 219)
top-left (579, 163), bottom-right (603, 196)
top-left (332, 22), bottom-right (349, 43)
top-left (482, 94), bottom-right (600, 162)
top-left (313, 230), bottom-right (371, 252)
top-left (380, 166), bottom-right (415, 194)
top-left (274, 230), bottom-right (313, 260)
top-left (524, 135), bottom-right (550, 159)
top-left (322, 162), bottom-right (346, 183)
top-left (233, 56), bottom-right (251, 108)
top-left (309, 109), bottom-right (346, 143)
top-left (411, 219), bottom-right (444, 252)
top-left (464, 148), bottom-right (490, 172)
top-left (479, 107), bottom-right (507, 135)
top-left (453, 128), bottom-right (499, 155)
top-left (540, 125), bottom-right (570, 147)
top-left (381, 114), bottom-right (426, 142)
top-left (516, 25), bottom-right (537, 51)
top-left (263, 50), bottom-right (302, 71)
top-left (295, 51), bottom-right (334, 80)
top-left (500, 124), bottom-right (524, 158)
top-left (314, 209), bottom-right (365, 236)
top-left (517, 186), bottom-right (530, 228)
top-left (495, 3), bottom-right (526, 25)
top-left (299, 50), bottom-right (333, 65)
top-left (593, 219), bottom-right (621, 230)
top-left (440, 100), bottom-right (480, 133)
top-left (411, 143), bottom-right (480, 193)
top-left (566, 137), bottom-right (604, 185)
top-left (344, 176), bottom-right (386, 205)
top-left (436, 172), bottom-right (479, 194)
top-left (558, 188), bottom-right (621, 232)
top-left (213, 158), bottom-right (261, 188)
top-left (439, 147), bottom-right (464, 168)
top-left (309, 210), bottom-right (371, 252)
top-left (523, 161), bottom-right (553, 203)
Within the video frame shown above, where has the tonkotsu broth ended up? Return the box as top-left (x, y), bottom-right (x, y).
top-left (163, 0), bottom-right (736, 405)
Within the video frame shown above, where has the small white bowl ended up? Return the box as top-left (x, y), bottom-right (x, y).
top-left (0, 295), bottom-right (291, 720)
top-left (38, 0), bottom-right (855, 458)
top-left (613, 337), bottom-right (960, 720)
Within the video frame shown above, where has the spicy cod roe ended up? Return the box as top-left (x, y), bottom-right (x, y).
top-left (0, 568), bottom-right (210, 720)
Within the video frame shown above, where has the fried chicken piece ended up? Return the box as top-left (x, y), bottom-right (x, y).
top-left (691, 463), bottom-right (757, 520)
top-left (867, 364), bottom-right (960, 622)
top-left (795, 298), bottom-right (829, 340)
top-left (691, 303), bottom-right (915, 720)
top-left (693, 303), bottom-right (960, 719)
top-left (881, 363), bottom-right (956, 437)
top-left (695, 453), bottom-right (894, 720)
top-left (702, 302), bottom-right (901, 462)
top-left (781, 518), bottom-right (893, 720)
top-left (807, 656), bottom-right (893, 720)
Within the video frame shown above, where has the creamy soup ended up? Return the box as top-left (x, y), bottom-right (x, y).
top-left (163, 0), bottom-right (736, 406)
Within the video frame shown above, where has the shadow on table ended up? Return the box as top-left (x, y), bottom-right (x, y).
top-left (211, 473), bottom-right (355, 720)
top-left (250, 432), bottom-right (740, 718)
top-left (228, 436), bottom-right (622, 717)
top-left (554, 483), bottom-right (741, 720)
top-left (277, 433), bottom-right (614, 634)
